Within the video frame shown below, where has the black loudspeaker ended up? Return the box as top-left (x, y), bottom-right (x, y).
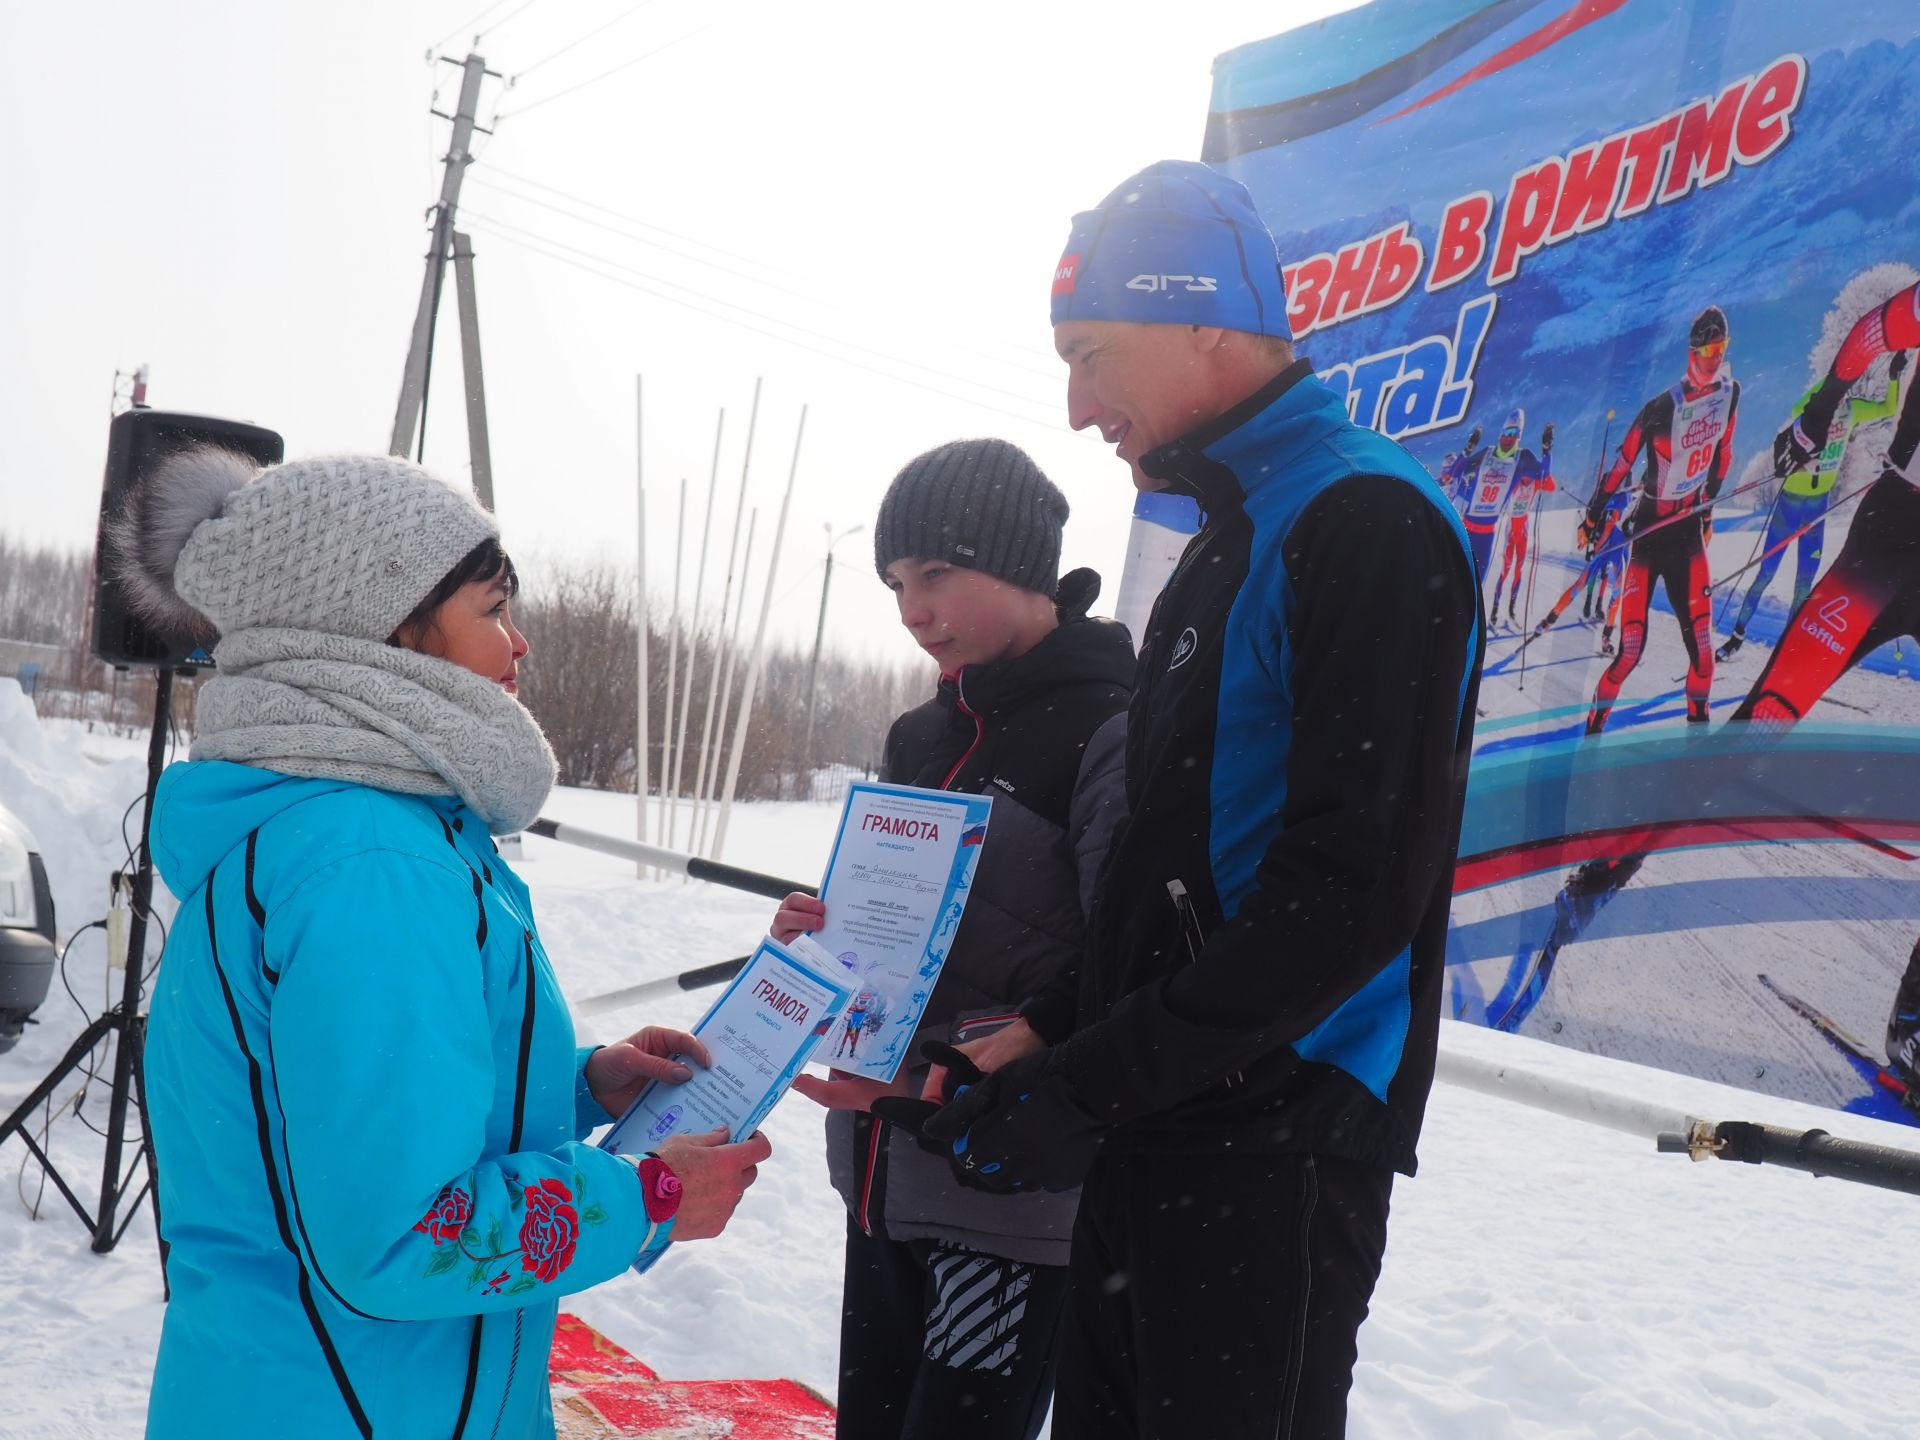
top-left (91, 409), bottom-right (284, 670)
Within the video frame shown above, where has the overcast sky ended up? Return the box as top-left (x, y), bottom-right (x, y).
top-left (0, 0), bottom-right (1357, 662)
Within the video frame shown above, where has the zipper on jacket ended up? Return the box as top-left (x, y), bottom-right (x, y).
top-left (507, 931), bottom-right (536, 1151)
top-left (487, 1311), bottom-right (525, 1440)
top-left (450, 1316), bottom-right (483, 1439)
top-left (941, 679), bottom-right (987, 790)
top-left (855, 1116), bottom-right (884, 1236)
top-left (1166, 880), bottom-right (1242, 1088)
top-left (1167, 880), bottom-right (1206, 966)
top-left (485, 936), bottom-right (538, 1438)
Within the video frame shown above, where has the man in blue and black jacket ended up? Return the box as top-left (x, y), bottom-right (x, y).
top-left (881, 161), bottom-right (1484, 1438)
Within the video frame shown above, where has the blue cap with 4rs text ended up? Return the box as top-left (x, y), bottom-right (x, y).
top-left (1049, 159), bottom-right (1292, 339)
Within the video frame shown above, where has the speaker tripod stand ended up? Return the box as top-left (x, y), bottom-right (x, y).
top-left (0, 669), bottom-right (173, 1284)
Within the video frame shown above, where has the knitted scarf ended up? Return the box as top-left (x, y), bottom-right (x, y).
top-left (192, 628), bottom-right (556, 835)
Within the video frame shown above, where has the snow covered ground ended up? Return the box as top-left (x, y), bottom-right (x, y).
top-left (2, 685), bottom-right (1916, 1437)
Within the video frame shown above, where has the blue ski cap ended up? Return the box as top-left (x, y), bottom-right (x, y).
top-left (1499, 406), bottom-right (1525, 447)
top-left (1051, 160), bottom-right (1293, 339)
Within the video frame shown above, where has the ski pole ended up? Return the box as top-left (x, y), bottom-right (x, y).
top-left (1706, 471), bottom-right (1878, 595)
top-left (1712, 481), bottom-right (1782, 635)
top-left (1517, 488), bottom-right (1545, 691)
top-left (1498, 472), bottom-right (1775, 662)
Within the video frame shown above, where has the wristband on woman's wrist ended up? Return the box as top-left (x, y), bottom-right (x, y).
top-left (635, 1152), bottom-right (682, 1255)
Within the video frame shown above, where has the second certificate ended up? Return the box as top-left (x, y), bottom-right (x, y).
top-left (811, 780), bottom-right (992, 1082)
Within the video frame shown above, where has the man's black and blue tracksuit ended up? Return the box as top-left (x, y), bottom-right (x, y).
top-left (1020, 359), bottom-right (1484, 1437)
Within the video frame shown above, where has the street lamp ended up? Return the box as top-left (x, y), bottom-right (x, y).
top-left (803, 521), bottom-right (866, 785)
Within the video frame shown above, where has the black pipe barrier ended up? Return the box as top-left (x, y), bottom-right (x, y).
top-left (531, 818), bottom-right (1920, 1201)
top-left (1658, 1121), bottom-right (1920, 1197)
top-left (523, 817), bottom-right (813, 902)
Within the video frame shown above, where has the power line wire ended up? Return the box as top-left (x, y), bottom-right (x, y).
top-left (432, 0), bottom-right (516, 52)
top-left (469, 168), bottom-right (1065, 382)
top-left (467, 174), bottom-right (1064, 385)
top-left (499, 20), bottom-right (722, 118)
top-left (462, 210), bottom-right (1058, 415)
top-left (476, 0), bottom-right (546, 43)
top-left (480, 163), bottom-right (786, 275)
top-left (465, 220), bottom-right (1061, 434)
top-left (467, 174), bottom-right (781, 288)
top-left (514, 0), bottom-right (660, 80)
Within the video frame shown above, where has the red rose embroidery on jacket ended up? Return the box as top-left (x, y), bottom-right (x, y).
top-left (416, 1169), bottom-right (610, 1292)
top-left (413, 1185), bottom-right (472, 1246)
top-left (518, 1177), bottom-right (580, 1282)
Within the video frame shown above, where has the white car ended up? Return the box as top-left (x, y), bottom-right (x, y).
top-left (0, 800), bottom-right (55, 1055)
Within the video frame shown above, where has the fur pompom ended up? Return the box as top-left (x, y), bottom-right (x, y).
top-left (105, 445), bottom-right (260, 642)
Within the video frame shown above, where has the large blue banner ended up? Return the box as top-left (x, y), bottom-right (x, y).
top-left (1209, 0), bottom-right (1920, 1122)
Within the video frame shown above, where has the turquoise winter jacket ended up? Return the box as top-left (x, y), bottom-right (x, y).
top-left (143, 760), bottom-right (655, 1439)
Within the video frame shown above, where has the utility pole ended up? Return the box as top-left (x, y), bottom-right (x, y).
top-left (803, 522), bottom-right (863, 778)
top-left (634, 375), bottom-right (650, 877)
top-left (391, 52), bottom-right (496, 464)
top-left (449, 231), bottom-right (494, 509)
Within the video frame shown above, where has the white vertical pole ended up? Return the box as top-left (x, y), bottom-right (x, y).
top-left (697, 507), bottom-right (757, 856)
top-left (715, 405), bottom-right (807, 860)
top-left (634, 375), bottom-right (650, 879)
top-left (670, 409), bottom-right (724, 848)
top-left (689, 377), bottom-right (760, 865)
top-left (661, 476), bottom-right (686, 853)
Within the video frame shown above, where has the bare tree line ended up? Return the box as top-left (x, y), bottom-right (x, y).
top-left (0, 534), bottom-right (205, 733)
top-left (1, 535), bottom-right (925, 800)
top-left (512, 558), bottom-right (925, 798)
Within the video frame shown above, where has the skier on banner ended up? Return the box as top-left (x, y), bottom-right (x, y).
top-left (1582, 489), bottom-right (1631, 647)
top-left (1439, 434), bottom-right (1478, 516)
top-left (1583, 306), bottom-right (1741, 733)
top-left (1717, 348), bottom-right (1908, 661)
top-left (1510, 487), bottom-right (1631, 658)
top-left (1520, 281), bottom-right (1920, 1091)
top-left (1735, 281), bottom-right (1920, 731)
top-left (1453, 410), bottom-right (1552, 615)
top-left (1489, 420), bottom-right (1558, 629)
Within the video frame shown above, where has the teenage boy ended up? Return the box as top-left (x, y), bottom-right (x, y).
top-left (779, 437), bottom-right (1134, 1440)
top-left (878, 160), bottom-right (1484, 1439)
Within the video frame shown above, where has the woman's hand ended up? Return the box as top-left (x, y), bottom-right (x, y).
top-left (587, 1026), bottom-right (712, 1118)
top-left (770, 892), bottom-right (826, 945)
top-left (922, 1017), bottom-right (1046, 1103)
top-left (791, 1068), bottom-right (911, 1112)
top-left (651, 1127), bottom-right (773, 1241)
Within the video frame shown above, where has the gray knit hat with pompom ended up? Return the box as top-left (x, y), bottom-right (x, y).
top-left (109, 449), bottom-right (499, 646)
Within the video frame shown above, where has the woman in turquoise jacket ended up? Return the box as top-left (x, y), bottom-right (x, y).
top-left (115, 447), bottom-right (770, 1439)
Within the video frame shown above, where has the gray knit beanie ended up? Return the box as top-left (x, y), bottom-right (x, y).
top-left (109, 448), bottom-right (499, 645)
top-left (873, 439), bottom-right (1069, 594)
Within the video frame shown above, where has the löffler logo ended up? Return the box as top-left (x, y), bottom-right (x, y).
top-left (1052, 254), bottom-right (1080, 296)
top-left (1799, 594), bottom-right (1852, 656)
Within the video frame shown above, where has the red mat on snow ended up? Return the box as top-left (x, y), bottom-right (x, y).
top-left (550, 1312), bottom-right (836, 1438)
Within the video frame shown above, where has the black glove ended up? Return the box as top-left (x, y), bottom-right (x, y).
top-left (1773, 417), bottom-right (1819, 477)
top-left (872, 1048), bottom-right (1106, 1195)
top-left (1540, 420), bottom-right (1556, 454)
top-left (1465, 425), bottom-right (1483, 453)
top-left (1892, 349), bottom-right (1910, 382)
top-left (867, 1042), bottom-right (984, 1157)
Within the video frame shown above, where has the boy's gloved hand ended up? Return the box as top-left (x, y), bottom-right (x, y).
top-left (872, 1045), bottom-right (1106, 1195)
